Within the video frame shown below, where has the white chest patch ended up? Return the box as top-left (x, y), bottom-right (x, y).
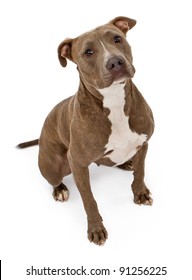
top-left (98, 84), bottom-right (147, 166)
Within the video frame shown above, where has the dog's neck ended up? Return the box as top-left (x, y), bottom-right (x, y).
top-left (78, 78), bottom-right (133, 106)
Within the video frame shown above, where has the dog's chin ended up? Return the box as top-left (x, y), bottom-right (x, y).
top-left (98, 76), bottom-right (130, 89)
top-left (111, 68), bottom-right (135, 85)
top-left (96, 71), bottom-right (134, 90)
top-left (112, 73), bottom-right (133, 86)
top-left (112, 77), bottom-right (128, 85)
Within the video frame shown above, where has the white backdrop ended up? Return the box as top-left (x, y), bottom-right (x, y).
top-left (1, 0), bottom-right (192, 279)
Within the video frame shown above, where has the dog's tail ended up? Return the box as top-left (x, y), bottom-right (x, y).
top-left (17, 139), bottom-right (39, 149)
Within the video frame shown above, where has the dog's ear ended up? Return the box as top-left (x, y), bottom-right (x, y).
top-left (109, 16), bottom-right (136, 34)
top-left (58, 38), bottom-right (73, 67)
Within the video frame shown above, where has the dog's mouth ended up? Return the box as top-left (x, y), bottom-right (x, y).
top-left (98, 69), bottom-right (134, 89)
top-left (112, 71), bottom-right (132, 84)
top-left (105, 57), bottom-right (135, 86)
top-left (110, 66), bottom-right (135, 86)
top-left (81, 60), bottom-right (135, 91)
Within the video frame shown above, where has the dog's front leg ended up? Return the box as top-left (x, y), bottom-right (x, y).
top-left (131, 143), bottom-right (153, 205)
top-left (68, 154), bottom-right (108, 245)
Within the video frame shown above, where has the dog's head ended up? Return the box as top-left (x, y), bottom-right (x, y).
top-left (58, 16), bottom-right (136, 89)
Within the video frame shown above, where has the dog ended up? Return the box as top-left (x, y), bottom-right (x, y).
top-left (18, 16), bottom-right (154, 245)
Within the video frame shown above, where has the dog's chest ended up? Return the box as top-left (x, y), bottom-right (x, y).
top-left (99, 84), bottom-right (147, 166)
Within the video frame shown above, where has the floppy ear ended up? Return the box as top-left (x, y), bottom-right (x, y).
top-left (57, 38), bottom-right (73, 67)
top-left (109, 16), bottom-right (136, 35)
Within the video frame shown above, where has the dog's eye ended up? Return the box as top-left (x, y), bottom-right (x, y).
top-left (84, 49), bottom-right (94, 56)
top-left (114, 35), bottom-right (121, 43)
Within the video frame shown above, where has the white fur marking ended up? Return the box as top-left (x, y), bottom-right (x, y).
top-left (99, 40), bottom-right (111, 61)
top-left (98, 84), bottom-right (147, 166)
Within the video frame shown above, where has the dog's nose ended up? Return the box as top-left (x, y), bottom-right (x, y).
top-left (106, 56), bottom-right (124, 71)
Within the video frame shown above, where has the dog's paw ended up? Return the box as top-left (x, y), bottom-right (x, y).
top-left (52, 183), bottom-right (69, 202)
top-left (133, 187), bottom-right (153, 206)
top-left (88, 223), bottom-right (108, 246)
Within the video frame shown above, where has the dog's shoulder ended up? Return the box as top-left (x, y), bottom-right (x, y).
top-left (125, 81), bottom-right (154, 138)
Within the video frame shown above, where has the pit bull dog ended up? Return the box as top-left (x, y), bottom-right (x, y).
top-left (18, 16), bottom-right (154, 245)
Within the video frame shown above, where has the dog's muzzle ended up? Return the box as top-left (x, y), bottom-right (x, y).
top-left (106, 56), bottom-right (135, 82)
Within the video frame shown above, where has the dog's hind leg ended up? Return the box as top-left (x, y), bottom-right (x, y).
top-left (52, 183), bottom-right (69, 202)
top-left (38, 146), bottom-right (71, 202)
top-left (117, 159), bottom-right (133, 171)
